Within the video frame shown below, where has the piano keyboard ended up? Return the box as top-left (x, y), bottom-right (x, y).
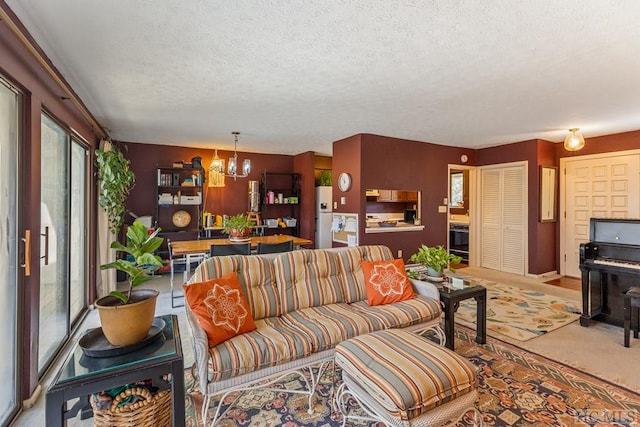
top-left (592, 258), bottom-right (640, 270)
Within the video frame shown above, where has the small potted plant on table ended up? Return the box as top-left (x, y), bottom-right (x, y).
top-left (97, 220), bottom-right (164, 346)
top-left (222, 213), bottom-right (255, 242)
top-left (408, 244), bottom-right (462, 280)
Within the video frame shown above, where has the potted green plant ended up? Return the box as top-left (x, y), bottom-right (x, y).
top-left (409, 244), bottom-right (462, 278)
top-left (222, 213), bottom-right (255, 242)
top-left (317, 170), bottom-right (332, 186)
top-left (97, 220), bottom-right (164, 346)
top-left (95, 143), bottom-right (136, 235)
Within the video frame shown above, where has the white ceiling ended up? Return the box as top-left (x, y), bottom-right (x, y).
top-left (7, 0), bottom-right (640, 155)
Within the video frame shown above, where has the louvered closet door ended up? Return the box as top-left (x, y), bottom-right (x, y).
top-left (480, 165), bottom-right (526, 275)
top-left (481, 170), bottom-right (501, 270)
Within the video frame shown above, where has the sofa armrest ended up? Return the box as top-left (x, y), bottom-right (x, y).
top-left (410, 278), bottom-right (440, 301)
top-left (184, 303), bottom-right (211, 394)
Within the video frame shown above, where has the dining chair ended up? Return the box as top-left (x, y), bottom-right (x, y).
top-left (168, 239), bottom-right (207, 308)
top-left (256, 240), bottom-right (294, 254)
top-left (210, 242), bottom-right (252, 257)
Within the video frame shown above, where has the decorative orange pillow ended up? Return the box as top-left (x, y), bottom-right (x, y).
top-left (361, 259), bottom-right (416, 306)
top-left (183, 272), bottom-right (256, 347)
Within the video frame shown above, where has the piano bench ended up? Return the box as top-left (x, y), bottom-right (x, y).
top-left (623, 287), bottom-right (640, 348)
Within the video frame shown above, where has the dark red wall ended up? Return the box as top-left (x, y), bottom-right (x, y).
top-left (476, 139), bottom-right (541, 273)
top-left (333, 133), bottom-right (475, 259)
top-left (332, 134), bottom-right (363, 218)
top-left (359, 134), bottom-right (475, 258)
top-left (122, 140), bottom-right (302, 228)
top-left (535, 140), bottom-right (558, 274)
top-left (293, 151), bottom-right (316, 242)
top-left (1, 2), bottom-right (100, 402)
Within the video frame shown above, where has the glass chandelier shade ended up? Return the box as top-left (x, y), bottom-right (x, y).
top-left (564, 128), bottom-right (585, 151)
top-left (208, 149), bottom-right (225, 187)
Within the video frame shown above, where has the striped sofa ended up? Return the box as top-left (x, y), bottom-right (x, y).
top-left (184, 245), bottom-right (443, 424)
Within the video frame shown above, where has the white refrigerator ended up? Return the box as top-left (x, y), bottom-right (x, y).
top-left (315, 186), bottom-right (333, 249)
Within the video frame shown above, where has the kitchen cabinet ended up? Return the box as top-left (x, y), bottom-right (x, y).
top-left (377, 190), bottom-right (407, 202)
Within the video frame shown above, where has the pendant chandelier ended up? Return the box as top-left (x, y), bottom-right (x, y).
top-left (227, 131), bottom-right (251, 180)
top-left (208, 131), bottom-right (251, 186)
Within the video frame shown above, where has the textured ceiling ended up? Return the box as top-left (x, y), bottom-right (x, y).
top-left (7, 0), bottom-right (640, 155)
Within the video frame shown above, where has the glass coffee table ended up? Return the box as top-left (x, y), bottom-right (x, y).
top-left (437, 276), bottom-right (486, 350)
top-left (45, 314), bottom-right (184, 426)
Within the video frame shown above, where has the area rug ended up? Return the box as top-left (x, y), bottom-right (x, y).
top-left (453, 279), bottom-right (582, 342)
top-left (183, 328), bottom-right (640, 426)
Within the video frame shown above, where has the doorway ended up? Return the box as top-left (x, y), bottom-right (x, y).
top-left (447, 165), bottom-right (476, 266)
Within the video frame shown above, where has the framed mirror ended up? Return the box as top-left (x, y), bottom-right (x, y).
top-left (539, 166), bottom-right (557, 222)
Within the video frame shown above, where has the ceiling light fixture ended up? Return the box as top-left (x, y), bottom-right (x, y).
top-left (564, 128), bottom-right (585, 151)
top-left (227, 131), bottom-right (251, 180)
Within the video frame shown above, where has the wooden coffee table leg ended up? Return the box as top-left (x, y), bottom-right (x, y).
top-left (474, 288), bottom-right (487, 344)
top-left (444, 299), bottom-right (456, 350)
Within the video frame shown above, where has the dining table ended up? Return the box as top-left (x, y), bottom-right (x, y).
top-left (170, 234), bottom-right (314, 257)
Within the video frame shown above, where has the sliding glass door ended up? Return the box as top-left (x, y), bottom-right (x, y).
top-left (39, 113), bottom-right (88, 371)
top-left (0, 79), bottom-right (20, 425)
top-left (70, 140), bottom-right (87, 321)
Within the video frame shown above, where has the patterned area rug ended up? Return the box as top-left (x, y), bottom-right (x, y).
top-left (454, 279), bottom-right (581, 342)
top-left (184, 328), bottom-right (640, 426)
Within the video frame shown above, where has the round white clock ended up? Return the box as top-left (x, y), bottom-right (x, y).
top-left (338, 172), bottom-right (352, 192)
top-left (461, 154), bottom-right (468, 163)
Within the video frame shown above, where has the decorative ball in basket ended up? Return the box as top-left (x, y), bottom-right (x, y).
top-left (90, 385), bottom-right (172, 427)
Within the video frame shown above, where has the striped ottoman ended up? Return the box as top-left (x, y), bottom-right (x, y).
top-left (334, 329), bottom-right (479, 427)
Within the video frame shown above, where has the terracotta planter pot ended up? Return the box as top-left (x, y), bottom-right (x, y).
top-left (95, 289), bottom-right (159, 346)
top-left (229, 228), bottom-right (250, 242)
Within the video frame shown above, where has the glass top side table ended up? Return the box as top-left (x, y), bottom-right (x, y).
top-left (46, 314), bottom-right (184, 427)
top-left (437, 276), bottom-right (487, 350)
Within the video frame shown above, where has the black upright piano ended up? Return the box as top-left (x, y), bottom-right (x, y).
top-left (579, 218), bottom-right (640, 327)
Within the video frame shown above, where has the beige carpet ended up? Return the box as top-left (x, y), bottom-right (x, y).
top-left (460, 267), bottom-right (640, 393)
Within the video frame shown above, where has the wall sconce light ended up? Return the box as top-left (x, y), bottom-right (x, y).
top-left (564, 128), bottom-right (585, 151)
top-left (208, 149), bottom-right (225, 187)
top-left (227, 131), bottom-right (251, 180)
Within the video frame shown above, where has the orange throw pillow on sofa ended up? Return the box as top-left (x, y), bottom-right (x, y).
top-left (361, 259), bottom-right (415, 306)
top-left (183, 272), bottom-right (256, 347)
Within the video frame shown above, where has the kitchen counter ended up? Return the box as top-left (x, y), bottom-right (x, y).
top-left (365, 223), bottom-right (425, 233)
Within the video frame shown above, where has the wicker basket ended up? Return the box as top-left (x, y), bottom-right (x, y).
top-left (90, 386), bottom-right (172, 427)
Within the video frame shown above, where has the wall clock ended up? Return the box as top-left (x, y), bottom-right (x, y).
top-left (338, 172), bottom-right (352, 192)
top-left (172, 210), bottom-right (191, 228)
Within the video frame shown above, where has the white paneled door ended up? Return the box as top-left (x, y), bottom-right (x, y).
top-left (480, 163), bottom-right (526, 275)
top-left (562, 152), bottom-right (640, 278)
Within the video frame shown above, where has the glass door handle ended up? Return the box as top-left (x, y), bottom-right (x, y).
top-left (21, 229), bottom-right (31, 276)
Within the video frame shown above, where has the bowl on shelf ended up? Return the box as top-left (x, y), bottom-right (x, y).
top-left (378, 220), bottom-right (397, 227)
